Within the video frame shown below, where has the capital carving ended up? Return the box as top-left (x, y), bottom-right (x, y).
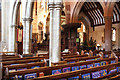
top-left (22, 18), bottom-right (33, 22)
top-left (104, 16), bottom-right (113, 20)
top-left (48, 2), bottom-right (63, 9)
top-left (11, 24), bottom-right (18, 28)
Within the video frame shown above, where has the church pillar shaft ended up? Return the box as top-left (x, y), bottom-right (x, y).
top-left (23, 18), bottom-right (32, 54)
top-left (9, 25), bottom-right (17, 52)
top-left (22, 19), bottom-right (26, 54)
top-left (48, 1), bottom-right (63, 66)
top-left (104, 16), bottom-right (113, 51)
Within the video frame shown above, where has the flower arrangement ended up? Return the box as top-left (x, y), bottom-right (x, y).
top-left (82, 39), bottom-right (96, 51)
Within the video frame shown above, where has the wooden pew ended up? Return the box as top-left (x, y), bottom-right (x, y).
top-left (4, 61), bottom-right (45, 75)
top-left (2, 58), bottom-right (45, 74)
top-left (51, 61), bottom-right (67, 66)
top-left (1, 58), bottom-right (44, 67)
top-left (0, 52), bottom-right (17, 55)
top-left (109, 74), bottom-right (120, 80)
top-left (92, 72), bottom-right (120, 80)
top-left (62, 54), bottom-right (88, 59)
top-left (38, 52), bottom-right (79, 59)
top-left (5, 57), bottom-right (116, 79)
top-left (61, 52), bottom-right (69, 56)
top-left (64, 56), bottom-right (101, 62)
top-left (29, 62), bottom-right (120, 80)
top-left (0, 54), bottom-right (20, 58)
top-left (1, 58), bottom-right (45, 79)
top-left (0, 56), bottom-right (45, 62)
top-left (0, 52), bottom-right (19, 59)
top-left (37, 54), bottom-right (49, 59)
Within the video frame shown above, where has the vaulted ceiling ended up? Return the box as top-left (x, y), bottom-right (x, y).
top-left (80, 2), bottom-right (120, 27)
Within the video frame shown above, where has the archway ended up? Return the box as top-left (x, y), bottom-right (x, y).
top-left (71, 1), bottom-right (104, 24)
top-left (10, 0), bottom-right (34, 54)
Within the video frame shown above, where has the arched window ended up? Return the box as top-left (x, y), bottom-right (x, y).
top-left (112, 28), bottom-right (116, 42)
top-left (83, 24), bottom-right (86, 33)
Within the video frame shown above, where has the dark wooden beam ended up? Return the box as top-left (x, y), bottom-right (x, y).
top-left (112, 21), bottom-right (120, 24)
top-left (93, 2), bottom-right (104, 24)
top-left (94, 21), bottom-right (120, 27)
top-left (87, 2), bottom-right (99, 24)
top-left (116, 2), bottom-right (120, 10)
top-left (115, 4), bottom-right (120, 21)
top-left (91, 2), bottom-right (102, 24)
top-left (84, 3), bottom-right (96, 25)
top-left (113, 10), bottom-right (117, 22)
top-left (84, 7), bottom-right (103, 13)
top-left (95, 2), bottom-right (104, 15)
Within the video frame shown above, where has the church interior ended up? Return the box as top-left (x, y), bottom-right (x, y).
top-left (0, 0), bottom-right (120, 80)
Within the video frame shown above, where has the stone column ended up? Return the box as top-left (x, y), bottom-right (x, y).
top-left (22, 18), bottom-right (26, 54)
top-left (104, 16), bottom-right (113, 51)
top-left (23, 18), bottom-right (33, 54)
top-left (8, 24), bottom-right (17, 52)
top-left (48, 1), bottom-right (63, 66)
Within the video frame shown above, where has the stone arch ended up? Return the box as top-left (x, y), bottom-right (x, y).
top-left (9, 0), bottom-right (21, 52)
top-left (104, 2), bottom-right (116, 16)
top-left (71, 0), bottom-right (105, 23)
top-left (25, 1), bottom-right (34, 19)
top-left (78, 11), bottom-right (91, 41)
top-left (9, 0), bottom-right (35, 53)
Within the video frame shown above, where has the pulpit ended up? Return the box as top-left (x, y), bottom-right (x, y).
top-left (61, 23), bottom-right (81, 53)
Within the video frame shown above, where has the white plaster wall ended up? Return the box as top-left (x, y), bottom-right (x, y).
top-left (89, 25), bottom-right (105, 50)
top-left (89, 23), bottom-right (120, 50)
top-left (112, 24), bottom-right (120, 49)
top-left (118, 24), bottom-right (120, 49)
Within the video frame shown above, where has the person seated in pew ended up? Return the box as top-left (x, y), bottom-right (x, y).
top-left (31, 38), bottom-right (38, 56)
top-left (81, 50), bottom-right (84, 55)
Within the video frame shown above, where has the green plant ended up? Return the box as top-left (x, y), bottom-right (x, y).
top-left (82, 39), bottom-right (96, 51)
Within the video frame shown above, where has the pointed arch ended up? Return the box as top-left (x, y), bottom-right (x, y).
top-left (71, 0), bottom-right (105, 24)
